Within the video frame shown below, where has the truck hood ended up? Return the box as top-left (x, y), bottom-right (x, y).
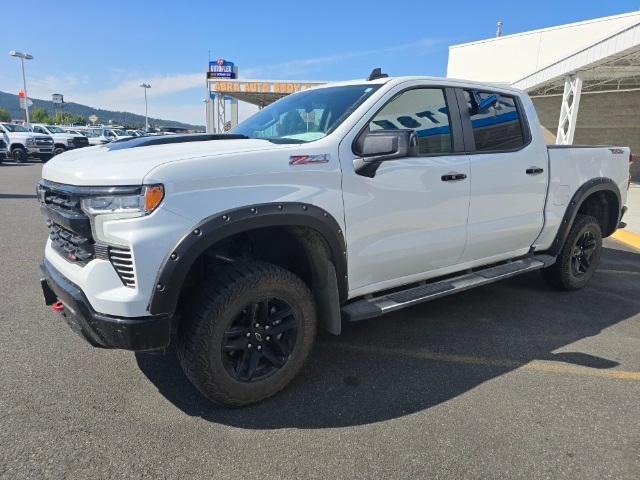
top-left (6, 131), bottom-right (40, 140)
top-left (41, 135), bottom-right (290, 185)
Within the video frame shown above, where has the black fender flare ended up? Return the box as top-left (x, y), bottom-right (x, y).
top-left (546, 177), bottom-right (621, 256)
top-left (148, 202), bottom-right (348, 316)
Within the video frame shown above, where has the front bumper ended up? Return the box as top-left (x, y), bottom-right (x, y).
top-left (40, 258), bottom-right (172, 351)
top-left (26, 146), bottom-right (53, 155)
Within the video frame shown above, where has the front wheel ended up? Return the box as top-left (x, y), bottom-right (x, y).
top-left (542, 214), bottom-right (602, 290)
top-left (53, 145), bottom-right (66, 156)
top-left (12, 147), bottom-right (27, 163)
top-left (177, 260), bottom-right (317, 406)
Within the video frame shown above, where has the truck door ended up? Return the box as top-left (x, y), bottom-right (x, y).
top-left (457, 88), bottom-right (547, 263)
top-left (339, 85), bottom-right (470, 295)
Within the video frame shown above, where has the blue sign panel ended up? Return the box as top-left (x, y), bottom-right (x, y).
top-left (209, 58), bottom-right (236, 79)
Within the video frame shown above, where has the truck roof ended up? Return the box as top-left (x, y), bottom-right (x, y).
top-left (313, 75), bottom-right (525, 95)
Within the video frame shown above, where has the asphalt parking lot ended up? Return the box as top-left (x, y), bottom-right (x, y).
top-left (1, 161), bottom-right (639, 479)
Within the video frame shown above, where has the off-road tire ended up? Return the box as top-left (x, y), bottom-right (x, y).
top-left (177, 260), bottom-right (316, 406)
top-left (541, 214), bottom-right (602, 291)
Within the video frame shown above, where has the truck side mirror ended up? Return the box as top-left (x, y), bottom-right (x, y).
top-left (353, 129), bottom-right (418, 177)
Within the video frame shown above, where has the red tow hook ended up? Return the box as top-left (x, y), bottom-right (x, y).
top-left (51, 301), bottom-right (64, 311)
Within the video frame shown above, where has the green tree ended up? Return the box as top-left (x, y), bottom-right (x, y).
top-left (0, 107), bottom-right (11, 122)
top-left (31, 107), bottom-right (52, 124)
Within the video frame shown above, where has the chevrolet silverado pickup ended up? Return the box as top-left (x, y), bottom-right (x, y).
top-left (38, 72), bottom-right (632, 406)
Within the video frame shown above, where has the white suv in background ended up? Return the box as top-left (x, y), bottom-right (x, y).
top-left (31, 124), bottom-right (89, 156)
top-left (0, 122), bottom-right (54, 162)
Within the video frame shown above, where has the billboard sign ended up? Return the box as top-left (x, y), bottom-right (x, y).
top-left (208, 58), bottom-right (236, 79)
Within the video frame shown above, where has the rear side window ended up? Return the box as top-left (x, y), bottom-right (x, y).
top-left (464, 90), bottom-right (526, 151)
top-left (369, 88), bottom-right (452, 154)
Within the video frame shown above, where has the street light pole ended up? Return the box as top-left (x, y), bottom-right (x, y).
top-left (140, 83), bottom-right (151, 132)
top-left (9, 50), bottom-right (34, 126)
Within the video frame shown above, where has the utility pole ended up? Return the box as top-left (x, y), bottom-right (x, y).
top-left (140, 83), bottom-right (151, 131)
top-left (9, 50), bottom-right (34, 125)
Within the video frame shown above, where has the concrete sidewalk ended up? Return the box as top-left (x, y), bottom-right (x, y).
top-left (623, 182), bottom-right (639, 233)
top-left (612, 182), bottom-right (640, 250)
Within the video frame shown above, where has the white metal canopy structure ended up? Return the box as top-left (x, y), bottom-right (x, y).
top-left (447, 12), bottom-right (640, 145)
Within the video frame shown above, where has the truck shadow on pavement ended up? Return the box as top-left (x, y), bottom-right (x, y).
top-left (135, 245), bottom-right (640, 428)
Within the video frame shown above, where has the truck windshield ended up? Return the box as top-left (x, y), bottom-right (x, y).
top-left (46, 126), bottom-right (66, 133)
top-left (2, 123), bottom-right (29, 133)
top-left (232, 84), bottom-right (380, 143)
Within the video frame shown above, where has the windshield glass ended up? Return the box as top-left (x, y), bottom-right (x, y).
top-left (2, 123), bottom-right (29, 132)
top-left (112, 130), bottom-right (128, 136)
top-left (232, 84), bottom-right (380, 143)
top-left (46, 125), bottom-right (66, 133)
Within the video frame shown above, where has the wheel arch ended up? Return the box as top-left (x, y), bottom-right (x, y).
top-left (148, 202), bottom-right (348, 331)
top-left (547, 178), bottom-right (621, 256)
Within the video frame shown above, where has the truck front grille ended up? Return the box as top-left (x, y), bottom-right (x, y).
top-left (48, 221), bottom-right (94, 263)
top-left (39, 180), bottom-right (137, 288)
top-left (71, 136), bottom-right (89, 147)
top-left (35, 137), bottom-right (54, 147)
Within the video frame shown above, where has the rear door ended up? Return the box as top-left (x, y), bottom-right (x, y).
top-left (457, 88), bottom-right (547, 262)
top-left (340, 84), bottom-right (471, 295)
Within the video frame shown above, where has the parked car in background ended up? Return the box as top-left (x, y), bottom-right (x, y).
top-left (0, 122), bottom-right (54, 162)
top-left (63, 128), bottom-right (87, 137)
top-left (126, 129), bottom-right (147, 137)
top-left (82, 128), bottom-right (132, 145)
top-left (31, 124), bottom-right (89, 156)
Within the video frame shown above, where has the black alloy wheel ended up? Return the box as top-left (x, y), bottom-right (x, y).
top-left (570, 230), bottom-right (597, 277)
top-left (222, 298), bottom-right (299, 383)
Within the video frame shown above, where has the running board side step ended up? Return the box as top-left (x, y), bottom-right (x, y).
top-left (341, 256), bottom-right (553, 322)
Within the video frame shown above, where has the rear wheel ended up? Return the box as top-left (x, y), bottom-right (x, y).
top-left (12, 147), bottom-right (27, 163)
top-left (542, 214), bottom-right (602, 290)
top-left (177, 260), bottom-right (316, 406)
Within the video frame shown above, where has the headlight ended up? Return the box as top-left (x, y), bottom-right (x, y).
top-left (26, 138), bottom-right (35, 145)
top-left (67, 139), bottom-right (74, 145)
top-left (81, 184), bottom-right (164, 216)
top-left (81, 184), bottom-right (164, 247)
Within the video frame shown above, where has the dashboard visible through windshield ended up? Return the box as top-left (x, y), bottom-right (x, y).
top-left (231, 84), bottom-right (380, 143)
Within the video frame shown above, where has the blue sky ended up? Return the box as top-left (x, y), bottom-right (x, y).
top-left (1, 1), bottom-right (638, 124)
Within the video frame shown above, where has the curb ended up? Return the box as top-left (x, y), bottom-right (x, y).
top-left (611, 229), bottom-right (640, 251)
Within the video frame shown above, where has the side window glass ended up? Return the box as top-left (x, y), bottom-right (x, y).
top-left (369, 88), bottom-right (452, 154)
top-left (464, 90), bottom-right (525, 151)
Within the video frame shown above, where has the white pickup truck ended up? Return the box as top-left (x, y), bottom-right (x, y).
top-left (38, 73), bottom-right (632, 406)
top-left (0, 122), bottom-right (54, 162)
top-left (31, 124), bottom-right (89, 156)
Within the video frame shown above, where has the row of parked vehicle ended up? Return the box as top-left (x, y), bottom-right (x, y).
top-left (0, 123), bottom-right (148, 164)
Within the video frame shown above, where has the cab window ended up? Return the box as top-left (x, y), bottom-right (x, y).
top-left (464, 90), bottom-right (526, 151)
top-left (369, 88), bottom-right (452, 155)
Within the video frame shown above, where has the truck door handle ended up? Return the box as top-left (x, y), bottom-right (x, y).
top-left (441, 173), bottom-right (467, 182)
top-left (526, 167), bottom-right (544, 175)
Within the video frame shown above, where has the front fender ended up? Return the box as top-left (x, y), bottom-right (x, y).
top-left (147, 202), bottom-right (348, 316)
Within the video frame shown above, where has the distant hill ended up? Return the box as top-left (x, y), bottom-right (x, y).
top-left (0, 91), bottom-right (204, 130)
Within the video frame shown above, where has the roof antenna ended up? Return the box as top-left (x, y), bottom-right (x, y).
top-left (496, 21), bottom-right (503, 37)
top-left (367, 68), bottom-right (388, 81)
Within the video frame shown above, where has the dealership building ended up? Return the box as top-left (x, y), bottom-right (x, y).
top-left (447, 11), bottom-right (640, 159)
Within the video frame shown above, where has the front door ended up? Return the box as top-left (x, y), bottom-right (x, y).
top-left (340, 85), bottom-right (471, 295)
